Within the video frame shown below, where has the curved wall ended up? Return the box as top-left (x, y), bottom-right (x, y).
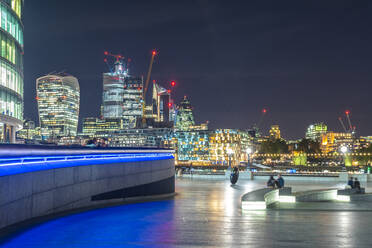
top-left (0, 146), bottom-right (175, 230)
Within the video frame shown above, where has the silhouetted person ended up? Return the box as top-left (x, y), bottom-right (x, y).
top-left (267, 176), bottom-right (276, 188)
top-left (276, 174), bottom-right (285, 188)
top-left (348, 177), bottom-right (354, 188)
top-left (354, 178), bottom-right (361, 193)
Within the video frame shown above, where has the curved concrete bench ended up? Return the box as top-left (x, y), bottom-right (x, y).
top-left (241, 187), bottom-right (292, 210)
top-left (338, 188), bottom-right (365, 195)
top-left (264, 189), bottom-right (279, 208)
top-left (295, 189), bottom-right (338, 202)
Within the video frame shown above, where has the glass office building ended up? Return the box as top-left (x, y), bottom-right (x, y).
top-left (102, 61), bottom-right (126, 119)
top-left (175, 96), bottom-right (195, 131)
top-left (0, 0), bottom-right (24, 143)
top-left (102, 60), bottom-right (143, 128)
top-left (122, 76), bottom-right (143, 129)
top-left (36, 74), bottom-right (80, 140)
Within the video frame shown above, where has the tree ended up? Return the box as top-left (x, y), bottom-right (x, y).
top-left (295, 138), bottom-right (321, 153)
top-left (259, 139), bottom-right (289, 154)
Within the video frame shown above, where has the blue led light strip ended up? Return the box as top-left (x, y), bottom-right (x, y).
top-left (0, 152), bottom-right (174, 177)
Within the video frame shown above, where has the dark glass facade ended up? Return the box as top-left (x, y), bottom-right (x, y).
top-left (0, 0), bottom-right (23, 143)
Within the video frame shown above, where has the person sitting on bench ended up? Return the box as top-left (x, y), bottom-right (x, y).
top-left (354, 178), bottom-right (361, 193)
top-left (348, 177), bottom-right (354, 188)
top-left (276, 174), bottom-right (285, 188)
top-left (267, 176), bottom-right (276, 188)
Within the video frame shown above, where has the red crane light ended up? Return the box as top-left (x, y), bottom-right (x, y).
top-left (152, 50), bottom-right (157, 56)
top-left (262, 108), bottom-right (267, 114)
top-left (345, 110), bottom-right (350, 115)
top-left (104, 51), bottom-right (109, 55)
top-left (171, 81), bottom-right (176, 87)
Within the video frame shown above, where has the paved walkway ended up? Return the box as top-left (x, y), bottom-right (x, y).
top-left (1, 178), bottom-right (372, 247)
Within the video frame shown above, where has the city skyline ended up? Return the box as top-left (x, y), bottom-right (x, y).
top-left (23, 1), bottom-right (372, 138)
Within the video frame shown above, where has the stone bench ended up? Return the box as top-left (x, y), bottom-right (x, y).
top-left (295, 189), bottom-right (338, 202)
top-left (338, 188), bottom-right (365, 195)
top-left (241, 187), bottom-right (292, 210)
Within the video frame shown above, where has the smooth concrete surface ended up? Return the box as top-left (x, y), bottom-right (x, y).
top-left (264, 189), bottom-right (279, 207)
top-left (0, 158), bottom-right (175, 230)
top-left (1, 178), bottom-right (372, 247)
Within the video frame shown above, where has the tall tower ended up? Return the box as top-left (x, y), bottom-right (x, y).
top-left (0, 0), bottom-right (24, 143)
top-left (175, 96), bottom-right (195, 130)
top-left (102, 61), bottom-right (126, 119)
top-left (102, 57), bottom-right (143, 129)
top-left (152, 82), bottom-right (170, 123)
top-left (36, 74), bottom-right (80, 140)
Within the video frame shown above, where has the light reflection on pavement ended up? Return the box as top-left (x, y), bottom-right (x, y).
top-left (1, 177), bottom-right (372, 247)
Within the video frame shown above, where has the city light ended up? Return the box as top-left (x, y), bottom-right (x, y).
top-left (340, 146), bottom-right (348, 154)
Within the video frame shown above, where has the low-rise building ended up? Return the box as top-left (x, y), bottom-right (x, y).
top-left (321, 132), bottom-right (353, 153)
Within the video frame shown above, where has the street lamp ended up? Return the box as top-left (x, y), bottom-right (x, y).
top-left (340, 146), bottom-right (348, 170)
top-left (246, 147), bottom-right (253, 171)
top-left (340, 146), bottom-right (348, 154)
top-left (227, 148), bottom-right (234, 170)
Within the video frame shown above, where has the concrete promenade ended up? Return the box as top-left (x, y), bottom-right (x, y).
top-left (0, 146), bottom-right (175, 230)
top-left (1, 177), bottom-right (372, 247)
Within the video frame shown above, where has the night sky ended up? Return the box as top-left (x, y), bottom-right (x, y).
top-left (24, 1), bottom-right (372, 139)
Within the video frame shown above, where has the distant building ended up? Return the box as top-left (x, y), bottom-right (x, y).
top-left (353, 137), bottom-right (370, 151)
top-left (82, 117), bottom-right (122, 137)
top-left (269, 125), bottom-right (281, 140)
top-left (174, 129), bottom-right (253, 166)
top-left (360, 136), bottom-right (372, 144)
top-left (174, 130), bottom-right (210, 163)
top-left (152, 82), bottom-right (171, 123)
top-left (16, 119), bottom-right (40, 141)
top-left (122, 76), bottom-right (143, 129)
top-left (175, 96), bottom-right (195, 131)
top-left (306, 123), bottom-right (327, 141)
top-left (36, 74), bottom-right (80, 140)
top-left (83, 128), bottom-right (173, 148)
top-left (0, 0), bottom-right (24, 143)
top-left (102, 61), bottom-right (126, 119)
top-left (321, 132), bottom-right (353, 153)
top-left (209, 129), bottom-right (242, 166)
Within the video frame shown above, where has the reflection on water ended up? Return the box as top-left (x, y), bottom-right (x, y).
top-left (1, 178), bottom-right (372, 247)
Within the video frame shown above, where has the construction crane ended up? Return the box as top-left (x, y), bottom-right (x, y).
top-left (338, 110), bottom-right (356, 135)
top-left (142, 50), bottom-right (157, 125)
top-left (251, 108), bottom-right (268, 137)
top-left (104, 51), bottom-right (125, 73)
top-left (104, 51), bottom-right (124, 62)
top-left (144, 50), bottom-right (157, 95)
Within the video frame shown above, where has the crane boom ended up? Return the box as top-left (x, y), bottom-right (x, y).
top-left (142, 50), bottom-right (157, 125)
top-left (257, 108), bottom-right (267, 128)
top-left (144, 51), bottom-right (157, 96)
top-left (345, 110), bottom-right (353, 132)
top-left (338, 117), bottom-right (347, 132)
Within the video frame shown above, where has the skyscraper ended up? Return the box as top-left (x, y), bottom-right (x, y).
top-left (102, 61), bottom-right (126, 119)
top-left (122, 76), bottom-right (143, 129)
top-left (102, 60), bottom-right (143, 128)
top-left (152, 82), bottom-right (171, 123)
top-left (175, 96), bottom-right (195, 130)
top-left (36, 74), bottom-right (80, 140)
top-left (0, 0), bottom-right (24, 143)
